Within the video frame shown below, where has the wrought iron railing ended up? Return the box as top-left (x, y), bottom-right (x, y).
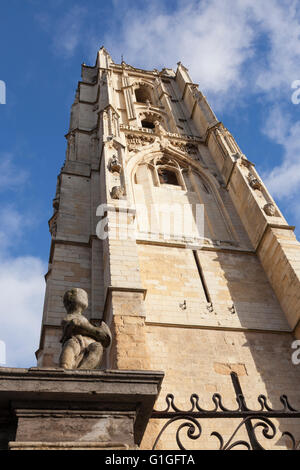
top-left (151, 372), bottom-right (300, 450)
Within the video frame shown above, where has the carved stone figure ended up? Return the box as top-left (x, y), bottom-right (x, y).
top-left (59, 288), bottom-right (112, 370)
top-left (248, 174), bottom-right (262, 190)
top-left (154, 120), bottom-right (166, 136)
top-left (109, 155), bottom-right (122, 173)
top-left (263, 203), bottom-right (276, 216)
top-left (111, 185), bottom-right (124, 199)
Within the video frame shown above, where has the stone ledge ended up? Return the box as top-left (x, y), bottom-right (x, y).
top-left (9, 441), bottom-right (131, 450)
top-left (0, 368), bottom-right (164, 449)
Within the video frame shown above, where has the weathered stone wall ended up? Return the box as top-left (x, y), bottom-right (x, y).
top-left (141, 326), bottom-right (300, 450)
top-left (136, 242), bottom-right (300, 448)
top-left (137, 244), bottom-right (289, 331)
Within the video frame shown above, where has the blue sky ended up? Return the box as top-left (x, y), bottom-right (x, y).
top-left (1, 0), bottom-right (300, 367)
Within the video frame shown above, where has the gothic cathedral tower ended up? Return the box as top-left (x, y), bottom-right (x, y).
top-left (36, 47), bottom-right (300, 449)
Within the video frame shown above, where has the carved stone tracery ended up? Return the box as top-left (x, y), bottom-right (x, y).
top-left (170, 141), bottom-right (198, 155)
top-left (126, 133), bottom-right (155, 152)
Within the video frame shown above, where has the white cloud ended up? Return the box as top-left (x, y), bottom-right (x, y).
top-left (36, 5), bottom-right (87, 58)
top-left (98, 0), bottom-right (300, 113)
top-left (105, 0), bottom-right (256, 97)
top-left (263, 107), bottom-right (300, 200)
top-left (0, 205), bottom-right (36, 252)
top-left (35, 1), bottom-right (300, 206)
top-left (244, 0), bottom-right (300, 93)
top-left (0, 153), bottom-right (28, 191)
top-left (0, 256), bottom-right (46, 368)
top-left (0, 206), bottom-right (46, 367)
top-left (38, 1), bottom-right (300, 104)
top-left (102, 0), bottom-right (300, 203)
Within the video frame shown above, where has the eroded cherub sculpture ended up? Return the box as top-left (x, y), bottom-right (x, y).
top-left (59, 288), bottom-right (112, 370)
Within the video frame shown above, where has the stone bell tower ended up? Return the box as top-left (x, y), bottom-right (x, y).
top-left (31, 46), bottom-right (300, 449)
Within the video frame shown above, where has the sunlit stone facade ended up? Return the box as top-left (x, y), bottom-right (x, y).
top-left (37, 47), bottom-right (300, 449)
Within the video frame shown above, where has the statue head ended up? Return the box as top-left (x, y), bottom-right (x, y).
top-left (63, 288), bottom-right (88, 314)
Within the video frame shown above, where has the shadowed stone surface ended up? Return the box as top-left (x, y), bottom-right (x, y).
top-left (0, 367), bottom-right (163, 450)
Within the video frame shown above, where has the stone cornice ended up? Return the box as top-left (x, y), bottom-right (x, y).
top-left (136, 238), bottom-right (254, 254)
top-left (112, 63), bottom-right (160, 77)
top-left (255, 222), bottom-right (296, 254)
top-left (64, 126), bottom-right (98, 138)
top-left (0, 367), bottom-right (164, 446)
top-left (0, 366), bottom-right (163, 383)
top-left (77, 79), bottom-right (98, 87)
top-left (9, 441), bottom-right (130, 450)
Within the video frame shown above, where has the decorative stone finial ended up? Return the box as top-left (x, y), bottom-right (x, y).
top-left (59, 288), bottom-right (112, 370)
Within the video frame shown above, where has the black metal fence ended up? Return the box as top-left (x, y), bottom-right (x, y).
top-left (151, 372), bottom-right (300, 450)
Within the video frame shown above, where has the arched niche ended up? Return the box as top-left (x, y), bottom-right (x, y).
top-left (133, 81), bottom-right (155, 105)
top-left (130, 150), bottom-right (237, 244)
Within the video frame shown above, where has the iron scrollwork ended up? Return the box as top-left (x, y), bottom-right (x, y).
top-left (151, 372), bottom-right (300, 450)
